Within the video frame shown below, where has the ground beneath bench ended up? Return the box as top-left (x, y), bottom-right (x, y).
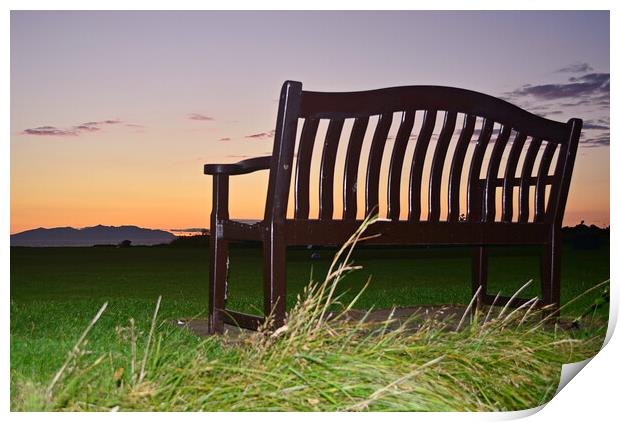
top-left (172, 304), bottom-right (574, 339)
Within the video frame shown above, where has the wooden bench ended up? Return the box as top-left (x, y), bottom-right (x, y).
top-left (204, 81), bottom-right (582, 334)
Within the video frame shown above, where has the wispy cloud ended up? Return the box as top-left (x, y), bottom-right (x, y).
top-left (245, 129), bottom-right (276, 140)
top-left (74, 125), bottom-right (101, 132)
top-left (580, 116), bottom-right (610, 148)
top-left (582, 120), bottom-right (609, 131)
top-left (21, 119), bottom-right (139, 137)
top-left (581, 132), bottom-right (610, 148)
top-left (188, 113), bottom-right (215, 121)
top-left (81, 119), bottom-right (122, 126)
top-left (507, 72), bottom-right (609, 101)
top-left (22, 126), bottom-right (78, 136)
top-left (218, 137), bottom-right (231, 142)
top-left (554, 62), bottom-right (593, 74)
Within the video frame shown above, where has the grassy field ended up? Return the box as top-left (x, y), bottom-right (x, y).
top-left (10, 240), bottom-right (609, 410)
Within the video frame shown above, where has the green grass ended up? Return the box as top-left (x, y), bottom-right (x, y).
top-left (10, 239), bottom-right (609, 411)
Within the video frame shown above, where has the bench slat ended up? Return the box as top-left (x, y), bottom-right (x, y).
top-left (534, 142), bottom-right (558, 222)
top-left (387, 110), bottom-right (416, 220)
top-left (518, 137), bottom-right (543, 223)
top-left (319, 118), bottom-right (345, 220)
top-left (544, 143), bottom-right (569, 223)
top-left (467, 118), bottom-right (494, 222)
top-left (483, 125), bottom-right (511, 222)
top-left (343, 117), bottom-right (369, 220)
top-left (408, 110), bottom-right (438, 221)
top-left (448, 114), bottom-right (476, 222)
top-left (294, 118), bottom-right (320, 219)
top-left (429, 111), bottom-right (458, 221)
top-left (365, 113), bottom-right (393, 216)
top-left (501, 132), bottom-right (527, 222)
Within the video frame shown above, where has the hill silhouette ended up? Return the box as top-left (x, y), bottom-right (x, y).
top-left (10, 225), bottom-right (176, 247)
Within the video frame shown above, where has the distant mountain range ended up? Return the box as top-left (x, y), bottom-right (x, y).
top-left (10, 225), bottom-right (177, 247)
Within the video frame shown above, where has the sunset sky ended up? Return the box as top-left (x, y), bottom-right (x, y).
top-left (10, 11), bottom-right (610, 234)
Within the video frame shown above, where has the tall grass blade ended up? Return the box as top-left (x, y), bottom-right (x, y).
top-left (139, 295), bottom-right (162, 383)
top-left (456, 285), bottom-right (482, 331)
top-left (46, 302), bottom-right (108, 396)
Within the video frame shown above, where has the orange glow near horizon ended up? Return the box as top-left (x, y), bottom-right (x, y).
top-left (10, 130), bottom-right (610, 234)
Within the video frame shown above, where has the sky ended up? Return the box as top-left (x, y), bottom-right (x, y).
top-left (10, 11), bottom-right (610, 234)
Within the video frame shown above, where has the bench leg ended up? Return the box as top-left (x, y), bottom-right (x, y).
top-left (208, 175), bottom-right (230, 335)
top-left (541, 230), bottom-right (561, 317)
top-left (263, 235), bottom-right (287, 329)
top-left (208, 235), bottom-right (229, 334)
top-left (471, 246), bottom-right (488, 310)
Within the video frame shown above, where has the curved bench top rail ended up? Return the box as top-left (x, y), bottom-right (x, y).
top-left (299, 85), bottom-right (568, 143)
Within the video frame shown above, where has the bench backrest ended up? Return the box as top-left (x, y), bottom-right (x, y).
top-left (265, 81), bottom-right (581, 227)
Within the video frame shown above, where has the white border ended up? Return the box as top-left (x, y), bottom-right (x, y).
top-left (4, 1), bottom-right (616, 419)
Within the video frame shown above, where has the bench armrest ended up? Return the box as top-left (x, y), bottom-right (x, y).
top-left (204, 156), bottom-right (272, 175)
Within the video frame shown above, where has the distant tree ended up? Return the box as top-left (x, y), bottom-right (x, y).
top-left (118, 239), bottom-right (132, 248)
top-left (169, 234), bottom-right (209, 247)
